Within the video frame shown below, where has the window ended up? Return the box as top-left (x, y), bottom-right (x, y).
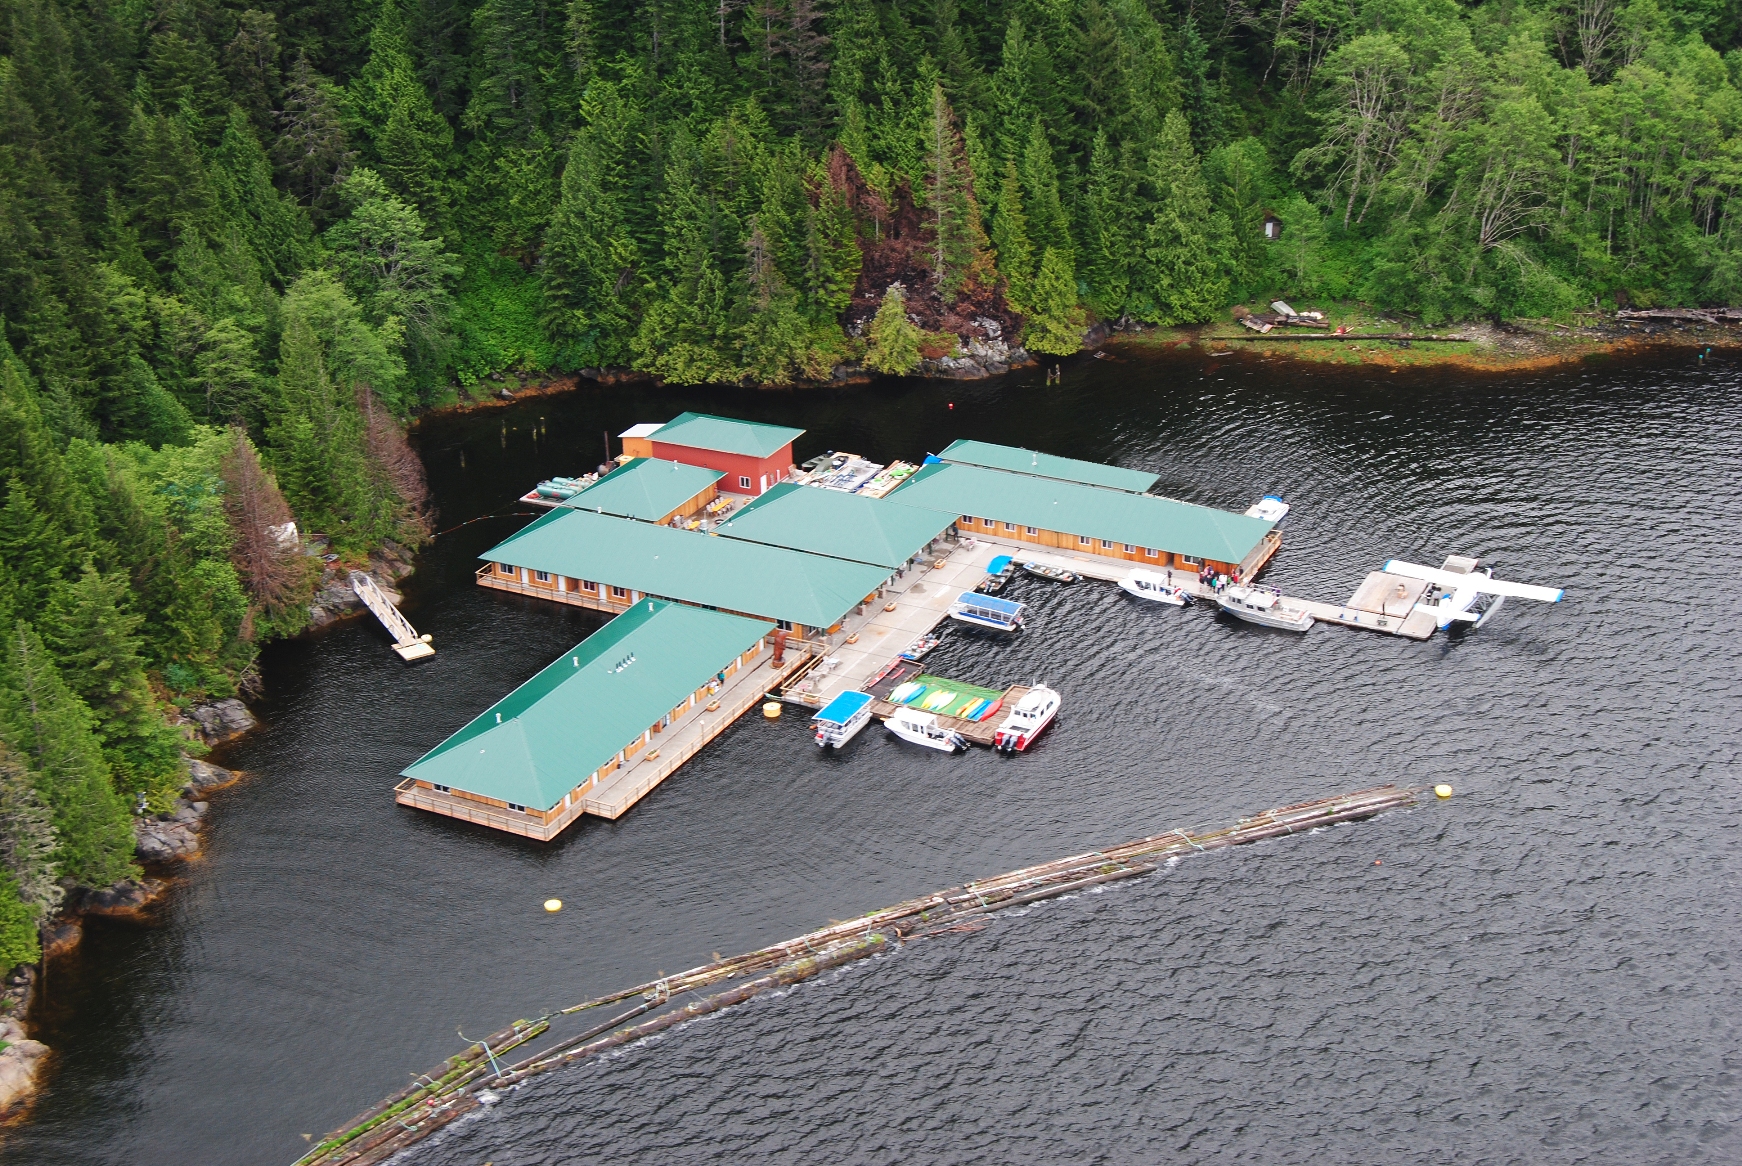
top-left (982, 517), bottom-right (995, 526)
top-left (1145, 548), bottom-right (1158, 558)
top-left (739, 475), bottom-right (752, 489)
top-left (775, 619), bottom-right (793, 631)
top-left (433, 784), bottom-right (450, 793)
top-left (534, 570), bottom-right (550, 582)
top-left (1078, 535), bottom-right (1091, 545)
top-left (581, 579), bottom-right (597, 592)
top-left (497, 562), bottom-right (515, 575)
top-left (1101, 539), bottom-right (1113, 549)
top-left (962, 516), bottom-right (976, 525)
top-left (1123, 544), bottom-right (1136, 553)
top-left (507, 802), bottom-right (527, 813)
top-left (1025, 526), bottom-right (1038, 536)
top-left (1004, 522), bottom-right (1017, 531)
top-left (1178, 555), bottom-right (1200, 567)
top-left (611, 585), bottom-right (629, 599)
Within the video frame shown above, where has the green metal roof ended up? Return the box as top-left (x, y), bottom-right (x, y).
top-left (564, 458), bottom-right (723, 522)
top-left (651, 412), bottom-right (805, 458)
top-left (938, 439), bottom-right (1161, 493)
top-left (719, 482), bottom-right (957, 569)
top-left (403, 600), bottom-right (772, 810)
top-left (885, 462), bottom-right (1276, 564)
top-left (483, 508), bottom-right (891, 628)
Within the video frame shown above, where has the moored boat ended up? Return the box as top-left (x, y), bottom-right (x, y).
top-left (1118, 569), bottom-right (1192, 605)
top-left (976, 554), bottom-right (1017, 594)
top-left (1020, 561), bottom-right (1079, 584)
top-left (994, 685), bottom-right (1061, 753)
top-left (1217, 584), bottom-right (1314, 632)
top-left (884, 708), bottom-right (968, 753)
top-left (899, 634), bottom-right (940, 662)
top-left (948, 592), bottom-right (1025, 633)
top-left (812, 690), bottom-right (874, 749)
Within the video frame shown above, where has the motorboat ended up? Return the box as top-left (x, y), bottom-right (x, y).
top-left (1216, 584), bottom-right (1314, 632)
top-left (994, 685), bottom-right (1060, 753)
top-left (948, 591), bottom-right (1025, 633)
top-left (976, 554), bottom-right (1016, 595)
top-left (884, 708), bottom-right (968, 753)
top-left (1244, 495), bottom-right (1290, 523)
top-left (1020, 561), bottom-right (1079, 584)
top-left (812, 690), bottom-right (874, 749)
top-left (899, 634), bottom-right (940, 662)
top-left (1118, 569), bottom-right (1192, 606)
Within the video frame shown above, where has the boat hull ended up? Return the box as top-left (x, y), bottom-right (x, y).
top-left (884, 720), bottom-right (966, 753)
top-left (815, 710), bottom-right (872, 749)
top-left (947, 610), bottom-right (1023, 632)
top-left (995, 708), bottom-right (1057, 752)
top-left (1216, 599), bottom-right (1314, 632)
top-left (1118, 579), bottom-right (1188, 605)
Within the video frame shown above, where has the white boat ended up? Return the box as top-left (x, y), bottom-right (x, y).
top-left (812, 690), bottom-right (874, 749)
top-left (1244, 495), bottom-right (1290, 523)
top-left (884, 708), bottom-right (968, 753)
top-left (1217, 584), bottom-right (1314, 632)
top-left (947, 591), bottom-right (1025, 632)
top-left (994, 685), bottom-right (1060, 753)
top-left (1118, 569), bottom-right (1192, 606)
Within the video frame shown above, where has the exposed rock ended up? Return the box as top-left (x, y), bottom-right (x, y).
top-left (0, 1036), bottom-right (49, 1115)
top-left (135, 815), bottom-right (199, 862)
top-left (74, 878), bottom-right (163, 917)
top-left (919, 337), bottom-right (1033, 379)
top-left (185, 758), bottom-right (239, 793)
top-left (187, 698), bottom-right (256, 743)
top-left (39, 919), bottom-right (80, 960)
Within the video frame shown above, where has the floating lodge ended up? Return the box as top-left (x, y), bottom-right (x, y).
top-left (400, 413), bottom-right (1287, 839)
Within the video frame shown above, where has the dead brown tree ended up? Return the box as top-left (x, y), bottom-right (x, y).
top-left (220, 426), bottom-right (303, 621)
top-left (357, 385), bottom-right (433, 535)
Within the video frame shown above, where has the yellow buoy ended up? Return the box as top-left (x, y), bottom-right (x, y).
top-left (543, 898), bottom-right (563, 912)
top-left (1434, 783), bottom-right (1454, 799)
top-left (762, 701), bottom-right (782, 718)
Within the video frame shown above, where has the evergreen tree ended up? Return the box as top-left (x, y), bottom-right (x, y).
top-left (992, 159), bottom-right (1035, 313)
top-left (864, 283), bottom-right (920, 373)
top-left (275, 54), bottom-right (356, 222)
top-left (923, 84), bottom-right (991, 302)
top-left (1136, 112), bottom-right (1230, 325)
top-left (44, 562), bottom-right (186, 806)
top-left (1023, 247), bottom-right (1084, 355)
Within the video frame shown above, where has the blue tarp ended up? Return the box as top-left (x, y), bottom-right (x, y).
top-left (987, 554), bottom-right (1013, 573)
top-left (813, 690), bottom-right (873, 725)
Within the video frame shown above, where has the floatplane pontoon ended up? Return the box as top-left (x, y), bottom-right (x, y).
top-left (1383, 557), bottom-right (1564, 629)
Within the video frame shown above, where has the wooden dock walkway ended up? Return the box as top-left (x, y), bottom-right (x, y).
top-left (580, 649), bottom-right (814, 819)
top-left (351, 572), bottom-right (434, 661)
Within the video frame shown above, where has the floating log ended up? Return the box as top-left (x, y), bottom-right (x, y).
top-left (293, 784), bottom-right (1418, 1166)
top-left (1230, 332), bottom-right (1469, 342)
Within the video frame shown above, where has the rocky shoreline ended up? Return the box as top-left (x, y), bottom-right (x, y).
top-left (0, 544), bottom-right (420, 1117)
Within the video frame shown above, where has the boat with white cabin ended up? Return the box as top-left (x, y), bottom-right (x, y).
top-left (994, 685), bottom-right (1061, 753)
top-left (1244, 495), bottom-right (1290, 523)
top-left (1216, 583), bottom-right (1314, 632)
top-left (948, 592), bottom-right (1025, 633)
top-left (1118, 569), bottom-right (1192, 606)
top-left (812, 690), bottom-right (874, 749)
top-left (883, 708), bottom-right (968, 753)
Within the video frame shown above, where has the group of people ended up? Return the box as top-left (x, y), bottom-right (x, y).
top-left (1199, 564), bottom-right (1243, 592)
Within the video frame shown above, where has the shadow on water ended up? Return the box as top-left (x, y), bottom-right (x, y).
top-left (8, 347), bottom-right (1742, 1164)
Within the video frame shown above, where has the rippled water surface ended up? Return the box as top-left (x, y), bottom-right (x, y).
top-left (9, 349), bottom-right (1741, 1165)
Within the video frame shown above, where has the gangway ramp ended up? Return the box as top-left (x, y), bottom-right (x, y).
top-left (350, 571), bottom-right (434, 661)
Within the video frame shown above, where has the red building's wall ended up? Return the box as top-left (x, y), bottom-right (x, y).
top-left (650, 441), bottom-right (794, 495)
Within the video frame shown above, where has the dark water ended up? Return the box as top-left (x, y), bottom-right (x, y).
top-left (9, 349), bottom-right (1741, 1164)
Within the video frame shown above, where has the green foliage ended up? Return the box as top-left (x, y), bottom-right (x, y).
top-left (1023, 248), bottom-right (1085, 355)
top-left (1136, 113), bottom-right (1232, 325)
top-left (865, 284), bottom-right (921, 374)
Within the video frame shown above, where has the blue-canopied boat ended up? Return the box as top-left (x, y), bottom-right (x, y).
top-left (947, 591), bottom-right (1025, 633)
top-left (812, 690), bottom-right (875, 749)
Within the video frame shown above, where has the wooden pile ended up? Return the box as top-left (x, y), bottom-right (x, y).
top-left (1615, 307), bottom-right (1742, 324)
top-left (293, 784), bottom-right (1419, 1166)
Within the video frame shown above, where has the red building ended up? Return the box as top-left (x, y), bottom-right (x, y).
top-left (647, 412), bottom-right (804, 496)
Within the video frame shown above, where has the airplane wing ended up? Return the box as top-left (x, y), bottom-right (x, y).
top-left (1383, 560), bottom-right (1563, 603)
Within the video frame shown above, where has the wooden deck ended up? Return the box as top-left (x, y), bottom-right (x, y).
top-left (868, 683), bottom-right (1030, 747)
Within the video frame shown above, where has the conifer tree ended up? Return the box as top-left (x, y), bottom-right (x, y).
top-left (1136, 111), bottom-right (1230, 325)
top-left (0, 744), bottom-right (57, 970)
top-left (44, 562), bottom-right (186, 806)
top-left (924, 84), bottom-right (991, 302)
top-left (1083, 130), bottom-right (1137, 318)
top-left (992, 160), bottom-right (1035, 313)
top-left (1022, 247), bottom-right (1083, 355)
top-left (864, 284), bottom-right (920, 374)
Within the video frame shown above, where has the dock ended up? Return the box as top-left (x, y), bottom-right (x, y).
top-left (350, 572), bottom-right (434, 660)
top-left (863, 663), bottom-right (1028, 747)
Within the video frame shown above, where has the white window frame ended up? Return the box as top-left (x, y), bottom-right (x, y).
top-left (739, 475), bottom-right (752, 489)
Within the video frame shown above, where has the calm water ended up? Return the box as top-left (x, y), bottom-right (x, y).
top-left (9, 349), bottom-right (1741, 1164)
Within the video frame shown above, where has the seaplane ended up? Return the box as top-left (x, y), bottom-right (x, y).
top-left (1382, 556), bottom-right (1564, 630)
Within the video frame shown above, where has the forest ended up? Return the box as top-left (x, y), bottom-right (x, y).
top-left (2, 0), bottom-right (1741, 972)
